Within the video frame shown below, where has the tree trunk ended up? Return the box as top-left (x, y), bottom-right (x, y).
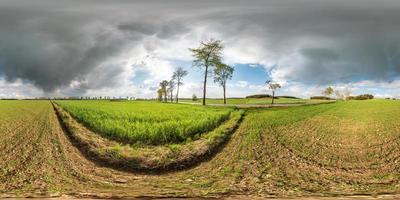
top-left (176, 85), bottom-right (180, 103)
top-left (271, 91), bottom-right (275, 105)
top-left (223, 85), bottom-right (226, 104)
top-left (202, 65), bottom-right (208, 106)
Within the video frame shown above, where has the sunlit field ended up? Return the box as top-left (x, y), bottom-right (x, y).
top-left (179, 97), bottom-right (324, 105)
top-left (54, 100), bottom-right (235, 145)
top-left (2, 99), bottom-right (400, 197)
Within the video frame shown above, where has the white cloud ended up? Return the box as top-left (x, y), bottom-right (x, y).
top-left (0, 78), bottom-right (44, 98)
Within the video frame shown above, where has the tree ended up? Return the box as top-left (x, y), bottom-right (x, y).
top-left (266, 81), bottom-right (281, 105)
top-left (167, 80), bottom-right (176, 103)
top-left (172, 67), bottom-right (188, 103)
top-left (334, 90), bottom-right (343, 100)
top-left (344, 87), bottom-right (352, 100)
top-left (323, 86), bottom-right (334, 97)
top-left (190, 39), bottom-right (223, 105)
top-left (192, 94), bottom-right (197, 101)
top-left (214, 62), bottom-right (234, 104)
top-left (157, 89), bottom-right (163, 101)
top-left (159, 80), bottom-right (169, 102)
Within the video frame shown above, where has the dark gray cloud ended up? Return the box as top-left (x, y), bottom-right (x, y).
top-left (0, 0), bottom-right (400, 94)
top-left (0, 0), bottom-right (196, 92)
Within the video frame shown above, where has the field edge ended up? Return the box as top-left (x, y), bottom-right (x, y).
top-left (52, 101), bottom-right (245, 172)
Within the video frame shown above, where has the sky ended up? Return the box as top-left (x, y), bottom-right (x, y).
top-left (0, 0), bottom-right (400, 99)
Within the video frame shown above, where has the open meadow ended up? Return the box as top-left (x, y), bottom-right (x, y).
top-left (54, 100), bottom-right (235, 145)
top-left (1, 99), bottom-right (400, 199)
top-left (179, 97), bottom-right (311, 105)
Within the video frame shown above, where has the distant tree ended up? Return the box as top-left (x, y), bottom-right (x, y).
top-left (334, 90), bottom-right (343, 100)
top-left (323, 86), bottom-right (334, 97)
top-left (354, 94), bottom-right (374, 100)
top-left (172, 67), bottom-right (188, 103)
top-left (159, 80), bottom-right (169, 102)
top-left (344, 88), bottom-right (352, 100)
top-left (157, 89), bottom-right (163, 101)
top-left (214, 62), bottom-right (234, 104)
top-left (167, 80), bottom-right (176, 103)
top-left (192, 94), bottom-right (197, 101)
top-left (266, 81), bottom-right (281, 105)
top-left (190, 39), bottom-right (223, 105)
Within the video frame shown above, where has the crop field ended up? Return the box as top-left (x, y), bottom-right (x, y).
top-left (2, 99), bottom-right (400, 199)
top-left (180, 97), bottom-right (323, 105)
top-left (54, 100), bottom-right (234, 145)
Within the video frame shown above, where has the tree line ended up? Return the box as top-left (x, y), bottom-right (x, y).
top-left (315, 86), bottom-right (374, 100)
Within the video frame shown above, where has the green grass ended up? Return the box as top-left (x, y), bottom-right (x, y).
top-left (3, 99), bottom-right (400, 196)
top-left (54, 100), bottom-right (235, 145)
top-left (227, 99), bottom-right (400, 194)
top-left (179, 97), bottom-right (321, 105)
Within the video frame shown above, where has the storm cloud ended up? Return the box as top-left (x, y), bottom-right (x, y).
top-left (0, 0), bottom-right (400, 95)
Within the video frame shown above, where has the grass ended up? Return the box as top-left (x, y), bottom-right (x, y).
top-left (54, 100), bottom-right (235, 145)
top-left (53, 101), bottom-right (244, 170)
top-left (3, 99), bottom-right (400, 197)
top-left (225, 99), bottom-right (400, 195)
top-left (179, 97), bottom-right (325, 105)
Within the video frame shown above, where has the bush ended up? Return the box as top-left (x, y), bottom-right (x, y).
top-left (346, 94), bottom-right (374, 100)
top-left (354, 94), bottom-right (374, 100)
top-left (310, 96), bottom-right (333, 100)
top-left (246, 94), bottom-right (278, 99)
top-left (277, 96), bottom-right (300, 99)
top-left (192, 94), bottom-right (197, 101)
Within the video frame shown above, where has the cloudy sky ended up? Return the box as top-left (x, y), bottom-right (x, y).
top-left (1, 0), bottom-right (400, 99)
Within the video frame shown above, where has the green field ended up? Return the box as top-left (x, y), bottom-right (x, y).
top-left (2, 99), bottom-right (400, 197)
top-left (54, 100), bottom-right (235, 145)
top-left (230, 99), bottom-right (400, 194)
top-left (180, 97), bottom-right (319, 105)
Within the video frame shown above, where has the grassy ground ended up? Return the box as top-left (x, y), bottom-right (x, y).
top-left (180, 97), bottom-right (324, 105)
top-left (1, 99), bottom-right (400, 198)
top-left (53, 102), bottom-right (244, 171)
top-left (54, 100), bottom-right (233, 145)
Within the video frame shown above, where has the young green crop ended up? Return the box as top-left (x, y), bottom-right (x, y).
top-left (54, 100), bottom-right (234, 145)
top-left (179, 97), bottom-right (322, 105)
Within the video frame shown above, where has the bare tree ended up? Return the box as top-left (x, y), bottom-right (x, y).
top-left (344, 87), bottom-right (352, 100)
top-left (159, 80), bottom-right (169, 102)
top-left (167, 80), bottom-right (176, 103)
top-left (323, 86), bottom-right (334, 98)
top-left (172, 67), bottom-right (188, 103)
top-left (266, 81), bottom-right (281, 105)
top-left (214, 62), bottom-right (234, 104)
top-left (157, 89), bottom-right (163, 101)
top-left (190, 39), bottom-right (223, 105)
top-left (334, 90), bottom-right (343, 100)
